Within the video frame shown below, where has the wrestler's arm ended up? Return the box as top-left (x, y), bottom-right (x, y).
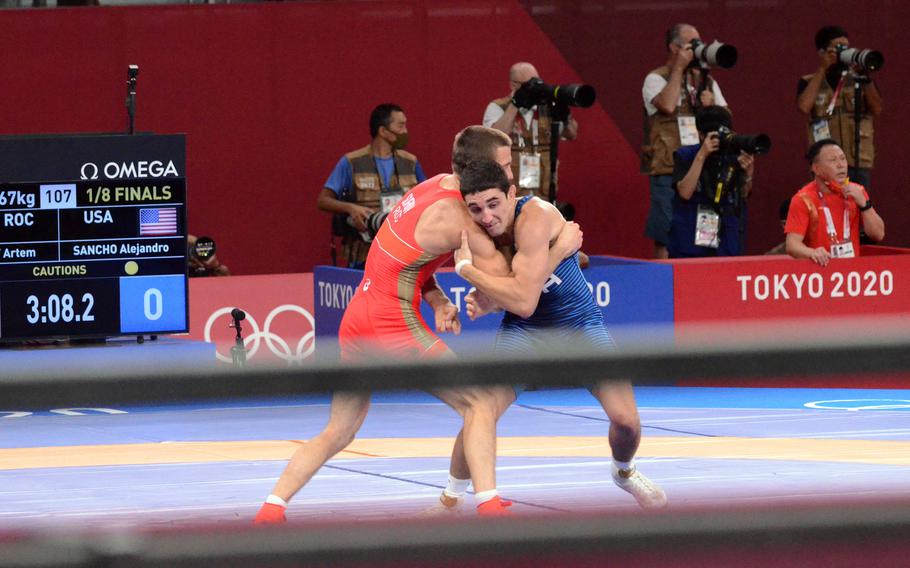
top-left (458, 205), bottom-right (561, 318)
top-left (463, 219), bottom-right (582, 318)
top-left (410, 198), bottom-right (466, 334)
top-left (421, 276), bottom-right (461, 335)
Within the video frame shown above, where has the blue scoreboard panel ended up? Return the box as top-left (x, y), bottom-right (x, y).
top-left (0, 178), bottom-right (188, 341)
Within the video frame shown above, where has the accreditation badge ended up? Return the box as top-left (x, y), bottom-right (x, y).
top-left (812, 119), bottom-right (832, 142)
top-left (694, 205), bottom-right (721, 249)
top-left (519, 153), bottom-right (542, 189)
top-left (677, 116), bottom-right (699, 146)
top-left (830, 240), bottom-right (855, 259)
top-left (380, 189), bottom-right (404, 214)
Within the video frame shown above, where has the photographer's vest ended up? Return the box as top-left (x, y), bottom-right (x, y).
top-left (340, 145), bottom-right (419, 266)
top-left (643, 66), bottom-right (717, 176)
top-left (492, 97), bottom-right (553, 199)
top-left (803, 73), bottom-right (874, 169)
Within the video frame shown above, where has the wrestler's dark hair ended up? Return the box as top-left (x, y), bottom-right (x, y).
top-left (459, 159), bottom-right (511, 198)
top-left (370, 103), bottom-right (403, 138)
top-left (806, 138), bottom-right (841, 164)
top-left (452, 125), bottom-right (511, 176)
top-left (815, 25), bottom-right (848, 51)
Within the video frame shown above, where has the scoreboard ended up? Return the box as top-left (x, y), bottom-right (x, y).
top-left (0, 133), bottom-right (188, 342)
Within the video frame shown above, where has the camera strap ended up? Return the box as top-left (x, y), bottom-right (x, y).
top-left (713, 164), bottom-right (737, 205)
top-left (514, 108), bottom-right (543, 190)
top-left (513, 107), bottom-right (539, 148)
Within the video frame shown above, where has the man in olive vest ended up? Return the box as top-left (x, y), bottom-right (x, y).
top-left (317, 103), bottom-right (426, 269)
top-left (796, 26), bottom-right (883, 191)
top-left (642, 24), bottom-right (728, 259)
top-left (483, 62), bottom-right (578, 200)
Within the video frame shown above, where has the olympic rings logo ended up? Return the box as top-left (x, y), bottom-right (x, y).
top-left (203, 304), bottom-right (316, 365)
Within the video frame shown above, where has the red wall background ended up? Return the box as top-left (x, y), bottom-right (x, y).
top-left (0, 1), bottom-right (906, 274)
top-left (524, 0), bottom-right (910, 256)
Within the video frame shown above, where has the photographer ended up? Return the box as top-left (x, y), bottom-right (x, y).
top-left (668, 106), bottom-right (755, 258)
top-left (483, 62), bottom-right (578, 199)
top-left (642, 23), bottom-right (730, 259)
top-left (317, 103), bottom-right (426, 269)
top-left (796, 26), bottom-right (883, 190)
top-left (187, 234), bottom-right (230, 277)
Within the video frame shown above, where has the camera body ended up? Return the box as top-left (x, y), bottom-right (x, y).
top-left (836, 44), bottom-right (884, 72)
top-left (715, 126), bottom-right (771, 155)
top-left (689, 39), bottom-right (738, 69)
top-left (513, 77), bottom-right (596, 110)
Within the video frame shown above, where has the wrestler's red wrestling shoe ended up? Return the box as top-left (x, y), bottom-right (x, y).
top-left (253, 502), bottom-right (287, 524)
top-left (476, 496), bottom-right (513, 516)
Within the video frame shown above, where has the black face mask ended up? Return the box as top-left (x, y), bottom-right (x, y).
top-left (391, 131), bottom-right (409, 151)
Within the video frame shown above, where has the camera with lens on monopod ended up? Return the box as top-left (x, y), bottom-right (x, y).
top-left (511, 77), bottom-right (597, 112)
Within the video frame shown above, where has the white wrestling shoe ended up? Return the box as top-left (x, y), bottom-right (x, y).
top-left (417, 493), bottom-right (465, 517)
top-left (611, 463), bottom-right (668, 509)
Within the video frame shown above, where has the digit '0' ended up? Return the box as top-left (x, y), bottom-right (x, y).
top-left (143, 288), bottom-right (163, 321)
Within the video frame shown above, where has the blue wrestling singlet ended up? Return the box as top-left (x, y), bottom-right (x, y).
top-left (496, 196), bottom-right (617, 354)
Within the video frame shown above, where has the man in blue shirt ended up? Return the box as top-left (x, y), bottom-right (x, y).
top-left (317, 103), bottom-right (427, 268)
top-left (668, 106), bottom-right (755, 258)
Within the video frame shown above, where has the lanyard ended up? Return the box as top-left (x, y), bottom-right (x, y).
top-left (514, 107), bottom-right (539, 148)
top-left (816, 185), bottom-right (850, 242)
top-left (825, 70), bottom-right (848, 116)
top-left (683, 69), bottom-right (702, 109)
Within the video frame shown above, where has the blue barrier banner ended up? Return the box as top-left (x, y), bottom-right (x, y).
top-left (314, 256), bottom-right (674, 355)
top-left (313, 266), bottom-right (362, 338)
top-left (421, 271), bottom-right (503, 355)
top-left (584, 257), bottom-right (675, 348)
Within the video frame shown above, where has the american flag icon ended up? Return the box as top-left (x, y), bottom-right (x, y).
top-left (139, 208), bottom-right (178, 236)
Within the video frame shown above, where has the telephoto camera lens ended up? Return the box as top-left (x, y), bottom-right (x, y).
top-left (717, 126), bottom-right (771, 155)
top-left (192, 236), bottom-right (216, 260)
top-left (520, 77), bottom-right (597, 108)
top-left (365, 211), bottom-right (388, 239)
top-left (837, 45), bottom-right (884, 72)
top-left (691, 39), bottom-right (738, 69)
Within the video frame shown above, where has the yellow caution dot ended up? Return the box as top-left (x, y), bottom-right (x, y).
top-left (124, 261), bottom-right (139, 275)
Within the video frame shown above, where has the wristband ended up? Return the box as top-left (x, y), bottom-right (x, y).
top-left (859, 199), bottom-right (873, 212)
top-left (454, 259), bottom-right (472, 276)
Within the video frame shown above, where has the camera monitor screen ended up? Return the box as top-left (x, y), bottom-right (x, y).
top-left (0, 134), bottom-right (188, 342)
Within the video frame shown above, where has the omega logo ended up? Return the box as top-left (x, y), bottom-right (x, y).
top-left (79, 160), bottom-right (180, 180)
